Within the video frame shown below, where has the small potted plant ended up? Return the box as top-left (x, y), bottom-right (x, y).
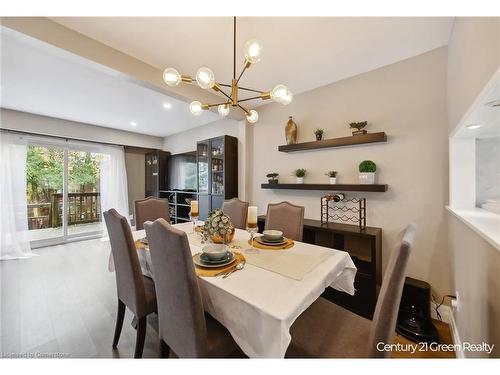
top-left (266, 172), bottom-right (279, 184)
top-left (314, 128), bottom-right (324, 141)
top-left (293, 168), bottom-right (307, 184)
top-left (358, 160), bottom-right (376, 184)
top-left (325, 170), bottom-right (338, 184)
top-left (350, 121), bottom-right (368, 135)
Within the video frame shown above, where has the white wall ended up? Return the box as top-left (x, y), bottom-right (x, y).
top-left (163, 118), bottom-right (248, 200)
top-left (447, 17), bottom-right (500, 357)
top-left (249, 47), bottom-right (451, 298)
top-left (0, 108), bottom-right (164, 149)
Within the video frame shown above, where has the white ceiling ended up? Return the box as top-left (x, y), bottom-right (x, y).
top-left (0, 27), bottom-right (220, 137)
top-left (1, 17), bottom-right (454, 138)
top-left (51, 17), bottom-right (454, 96)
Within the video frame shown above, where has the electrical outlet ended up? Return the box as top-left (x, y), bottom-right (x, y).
top-left (451, 291), bottom-right (460, 312)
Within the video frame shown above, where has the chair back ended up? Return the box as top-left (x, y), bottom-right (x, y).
top-left (265, 201), bottom-right (305, 241)
top-left (145, 219), bottom-right (208, 358)
top-left (222, 198), bottom-right (249, 229)
top-left (134, 196), bottom-right (170, 230)
top-left (367, 224), bottom-right (417, 358)
top-left (104, 208), bottom-right (147, 317)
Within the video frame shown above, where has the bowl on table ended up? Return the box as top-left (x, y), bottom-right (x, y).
top-left (202, 244), bottom-right (230, 261)
top-left (262, 230), bottom-right (283, 241)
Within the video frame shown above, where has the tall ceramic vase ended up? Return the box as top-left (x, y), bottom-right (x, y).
top-left (285, 116), bottom-right (297, 145)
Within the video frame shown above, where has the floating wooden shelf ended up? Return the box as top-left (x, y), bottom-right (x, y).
top-left (261, 183), bottom-right (388, 192)
top-left (278, 132), bottom-right (387, 152)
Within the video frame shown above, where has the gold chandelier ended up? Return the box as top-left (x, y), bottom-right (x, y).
top-left (162, 17), bottom-right (293, 124)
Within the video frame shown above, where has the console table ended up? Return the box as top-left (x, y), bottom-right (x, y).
top-left (257, 216), bottom-right (382, 318)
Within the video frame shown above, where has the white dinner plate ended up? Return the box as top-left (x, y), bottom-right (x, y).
top-left (193, 252), bottom-right (236, 268)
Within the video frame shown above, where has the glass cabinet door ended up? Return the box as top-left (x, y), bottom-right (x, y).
top-left (210, 137), bottom-right (224, 196)
top-left (197, 141), bottom-right (209, 194)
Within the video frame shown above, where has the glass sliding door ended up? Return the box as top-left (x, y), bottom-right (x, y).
top-left (66, 150), bottom-right (102, 237)
top-left (26, 142), bottom-right (104, 247)
top-left (26, 145), bottom-right (65, 243)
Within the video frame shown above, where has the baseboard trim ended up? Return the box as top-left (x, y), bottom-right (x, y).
top-left (449, 309), bottom-right (465, 358)
top-left (430, 303), bottom-right (464, 358)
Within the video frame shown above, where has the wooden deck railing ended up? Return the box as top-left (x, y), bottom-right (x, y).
top-left (27, 192), bottom-right (101, 230)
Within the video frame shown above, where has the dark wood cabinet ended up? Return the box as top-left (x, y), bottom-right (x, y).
top-left (158, 190), bottom-right (198, 224)
top-left (145, 150), bottom-right (170, 197)
top-left (258, 216), bottom-right (382, 319)
top-left (196, 135), bottom-right (238, 219)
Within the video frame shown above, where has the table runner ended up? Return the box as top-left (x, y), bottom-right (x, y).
top-left (108, 222), bottom-right (356, 358)
top-left (244, 251), bottom-right (332, 281)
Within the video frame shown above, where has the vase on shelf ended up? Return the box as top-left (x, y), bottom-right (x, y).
top-left (285, 116), bottom-right (297, 145)
top-left (359, 172), bottom-right (376, 184)
top-left (329, 177), bottom-right (337, 184)
top-left (296, 177), bottom-right (304, 184)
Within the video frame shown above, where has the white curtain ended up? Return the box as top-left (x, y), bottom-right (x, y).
top-left (99, 145), bottom-right (130, 222)
top-left (0, 133), bottom-right (36, 260)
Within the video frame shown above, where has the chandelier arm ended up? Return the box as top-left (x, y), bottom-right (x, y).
top-left (206, 101), bottom-right (231, 108)
top-left (217, 83), bottom-right (265, 94)
top-left (237, 96), bottom-right (262, 103)
top-left (236, 60), bottom-right (251, 84)
top-left (237, 104), bottom-right (250, 116)
top-left (237, 86), bottom-right (266, 94)
top-left (214, 87), bottom-right (233, 102)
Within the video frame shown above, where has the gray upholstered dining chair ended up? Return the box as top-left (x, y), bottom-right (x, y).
top-left (104, 208), bottom-right (158, 358)
top-left (265, 201), bottom-right (305, 241)
top-left (287, 224), bottom-right (417, 358)
top-left (134, 196), bottom-right (170, 230)
top-left (222, 198), bottom-right (249, 229)
top-left (144, 218), bottom-right (239, 358)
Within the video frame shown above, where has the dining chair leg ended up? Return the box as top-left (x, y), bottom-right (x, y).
top-left (160, 339), bottom-right (170, 358)
top-left (134, 316), bottom-right (147, 358)
top-left (112, 299), bottom-right (126, 348)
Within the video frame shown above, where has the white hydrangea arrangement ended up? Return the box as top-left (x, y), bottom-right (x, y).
top-left (203, 209), bottom-right (235, 243)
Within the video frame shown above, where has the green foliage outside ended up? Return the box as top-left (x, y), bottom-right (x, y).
top-left (26, 146), bottom-right (101, 203)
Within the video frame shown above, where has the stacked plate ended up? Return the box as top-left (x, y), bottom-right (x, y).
top-left (254, 230), bottom-right (288, 246)
top-left (193, 244), bottom-right (236, 268)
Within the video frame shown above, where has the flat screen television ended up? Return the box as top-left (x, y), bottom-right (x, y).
top-left (167, 151), bottom-right (197, 191)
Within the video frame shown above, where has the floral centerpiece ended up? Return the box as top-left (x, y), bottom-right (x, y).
top-left (203, 209), bottom-right (235, 244)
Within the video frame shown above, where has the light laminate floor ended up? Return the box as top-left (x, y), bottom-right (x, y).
top-left (0, 238), bottom-right (159, 358)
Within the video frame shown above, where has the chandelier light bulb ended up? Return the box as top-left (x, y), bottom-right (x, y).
top-left (281, 90), bottom-right (293, 105)
top-left (246, 109), bottom-right (259, 124)
top-left (218, 104), bottom-right (230, 117)
top-left (244, 39), bottom-right (264, 64)
top-left (270, 84), bottom-right (290, 104)
top-left (163, 67), bottom-right (181, 87)
top-left (190, 101), bottom-right (203, 116)
top-left (196, 67), bottom-right (216, 89)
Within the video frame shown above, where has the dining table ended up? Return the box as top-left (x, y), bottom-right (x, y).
top-left (108, 221), bottom-right (357, 358)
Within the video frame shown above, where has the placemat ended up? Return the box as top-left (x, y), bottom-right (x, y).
top-left (194, 252), bottom-right (246, 277)
top-left (247, 238), bottom-right (294, 250)
top-left (244, 252), bottom-right (332, 281)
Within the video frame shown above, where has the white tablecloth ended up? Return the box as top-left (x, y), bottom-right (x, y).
top-left (108, 222), bottom-right (356, 358)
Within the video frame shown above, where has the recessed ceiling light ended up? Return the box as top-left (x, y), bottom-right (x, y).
top-left (130, 121), bottom-right (137, 127)
top-left (485, 99), bottom-right (500, 107)
top-left (163, 102), bottom-right (172, 109)
top-left (466, 124), bottom-right (481, 129)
